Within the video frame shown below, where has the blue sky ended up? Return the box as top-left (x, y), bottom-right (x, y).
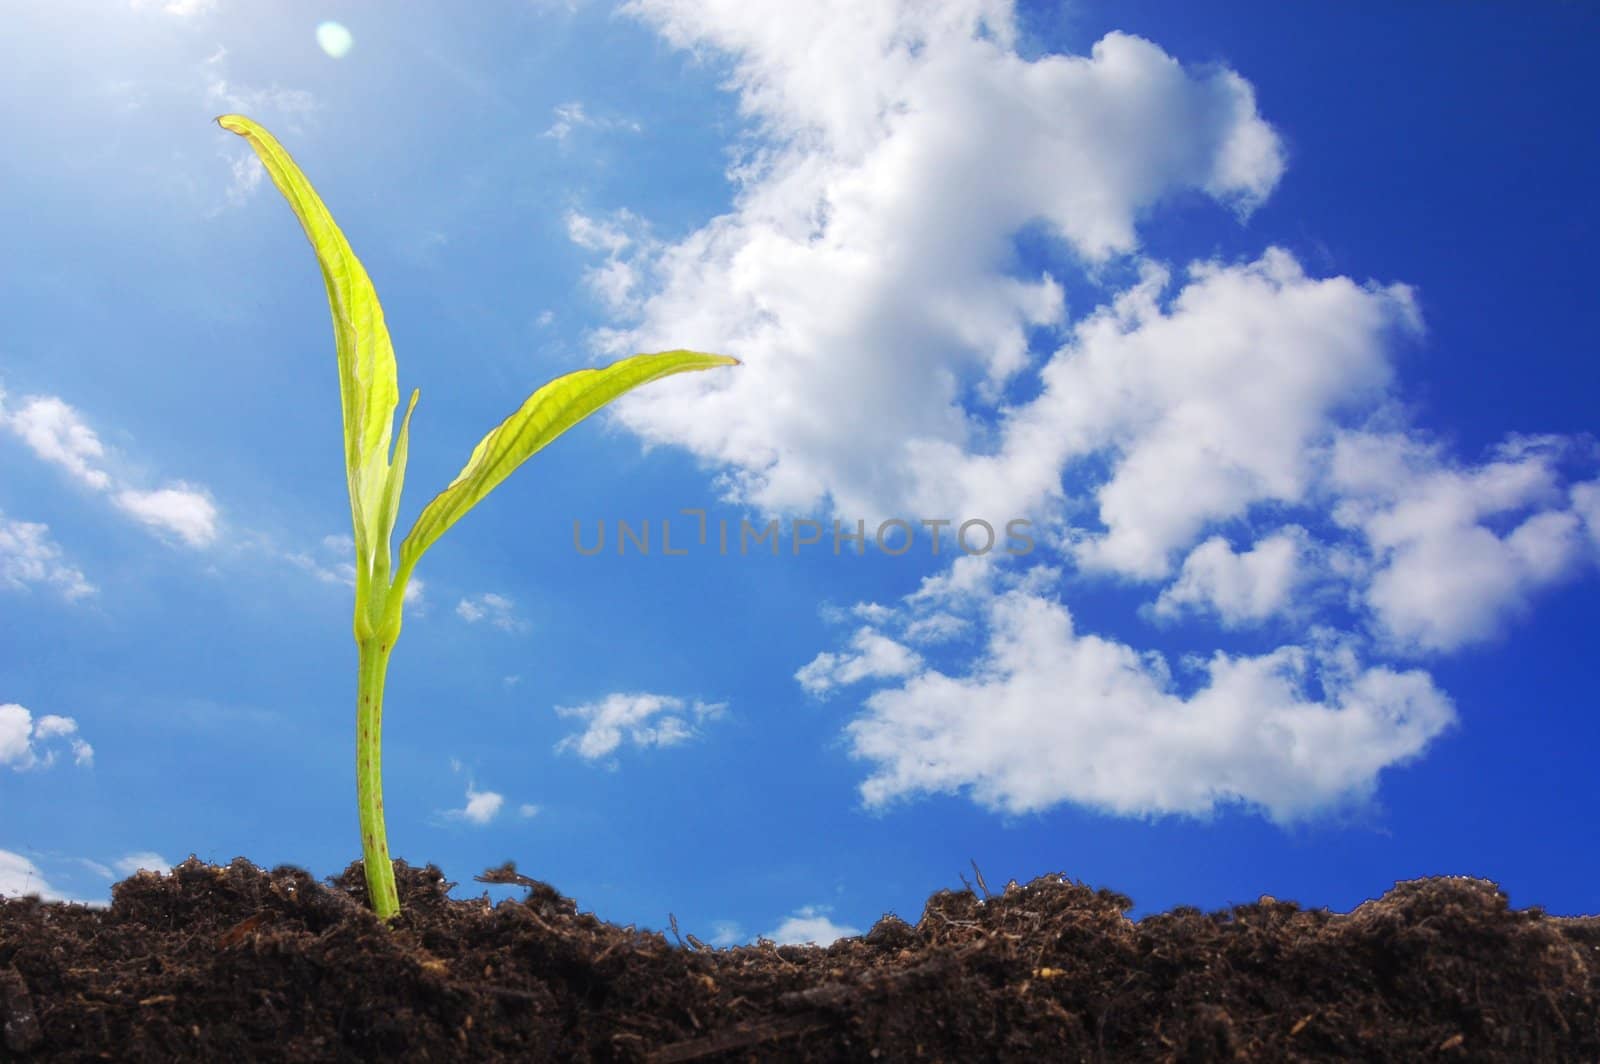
top-left (3, 0), bottom-right (1597, 946)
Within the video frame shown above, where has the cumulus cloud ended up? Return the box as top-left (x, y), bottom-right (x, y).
top-left (764, 905), bottom-right (860, 947)
top-left (0, 514), bottom-right (95, 599)
top-left (796, 626), bottom-right (922, 696)
top-left (1152, 527), bottom-right (1313, 627)
top-left (1329, 432), bottom-right (1594, 654)
top-left (112, 852), bottom-right (171, 876)
top-left (0, 394), bottom-right (112, 490)
top-left (0, 849), bottom-right (102, 904)
top-left (444, 783), bottom-right (506, 826)
top-left (835, 573), bottom-right (1454, 825)
top-left (0, 704), bottom-right (94, 771)
top-left (1572, 480), bottom-right (1600, 550)
top-left (433, 762), bottom-right (514, 826)
top-left (938, 250), bottom-right (1414, 580)
top-left (1, 391), bottom-right (225, 550)
top-left (554, 693), bottom-right (727, 762)
top-left (566, 2), bottom-right (1597, 828)
top-left (566, 209), bottom-right (648, 314)
top-left (581, 8), bottom-right (1286, 528)
top-left (114, 485), bottom-right (218, 547)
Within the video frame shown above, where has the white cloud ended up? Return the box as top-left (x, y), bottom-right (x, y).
top-left (574, 1), bottom-right (1597, 829)
top-left (1153, 527), bottom-right (1312, 627)
top-left (435, 762), bottom-right (508, 825)
top-left (902, 611), bottom-right (969, 644)
top-left (814, 568), bottom-right (1454, 826)
top-left (708, 920), bottom-right (745, 947)
top-left (113, 852), bottom-right (171, 876)
top-left (285, 533), bottom-right (359, 587)
top-left (584, 10), bottom-right (1286, 527)
top-left (0, 704), bottom-right (94, 771)
top-left (224, 152), bottom-right (264, 206)
top-left (436, 761), bottom-right (516, 826)
top-left (765, 905), bottom-right (860, 947)
top-left (518, 803), bottom-right (540, 818)
top-left (129, 0), bottom-right (216, 15)
top-left (0, 514), bottom-right (96, 599)
top-left (1573, 480), bottom-right (1600, 550)
top-left (543, 100), bottom-right (642, 141)
top-left (566, 209), bottom-right (635, 254)
top-left (0, 394), bottom-right (112, 490)
top-left (2, 392), bottom-right (223, 550)
top-left (456, 592), bottom-right (529, 633)
top-left (0, 849), bottom-right (102, 904)
top-left (114, 485), bottom-right (218, 547)
top-left (543, 101), bottom-right (587, 141)
top-left (1328, 432), bottom-right (1594, 653)
top-left (554, 692), bottom-right (727, 762)
top-left (849, 602), bottom-right (894, 624)
top-left (566, 210), bottom-right (648, 314)
top-left (796, 626), bottom-right (921, 696)
top-left (446, 783), bottom-right (505, 826)
top-left (976, 250), bottom-right (1415, 580)
top-left (203, 46), bottom-right (316, 124)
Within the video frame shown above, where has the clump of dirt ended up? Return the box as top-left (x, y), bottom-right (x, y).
top-left (1, 856), bottom-right (1595, 1061)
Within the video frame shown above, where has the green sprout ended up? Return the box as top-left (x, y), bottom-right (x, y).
top-left (217, 114), bottom-right (737, 921)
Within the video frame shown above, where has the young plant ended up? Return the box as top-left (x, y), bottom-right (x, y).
top-left (217, 114), bottom-right (737, 921)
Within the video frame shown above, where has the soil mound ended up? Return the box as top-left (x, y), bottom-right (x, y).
top-left (2, 856), bottom-right (1596, 1061)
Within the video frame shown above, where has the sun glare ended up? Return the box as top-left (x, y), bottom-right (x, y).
top-left (315, 20), bottom-right (352, 59)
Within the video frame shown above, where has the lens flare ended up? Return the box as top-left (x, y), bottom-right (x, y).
top-left (315, 21), bottom-right (353, 59)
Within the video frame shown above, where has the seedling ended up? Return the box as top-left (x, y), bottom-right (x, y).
top-left (217, 114), bottom-right (737, 920)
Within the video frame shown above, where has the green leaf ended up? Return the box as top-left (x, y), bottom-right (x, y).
top-left (217, 113), bottom-right (400, 567)
top-left (398, 350), bottom-right (738, 571)
top-left (376, 389), bottom-right (421, 573)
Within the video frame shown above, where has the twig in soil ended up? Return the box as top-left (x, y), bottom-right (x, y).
top-left (971, 859), bottom-right (993, 900)
top-left (645, 1012), bottom-right (835, 1063)
top-left (778, 948), bottom-right (966, 1012)
top-left (217, 910), bottom-right (273, 949)
top-left (442, 980), bottom-right (547, 1003)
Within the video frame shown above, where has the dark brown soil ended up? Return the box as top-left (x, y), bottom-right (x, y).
top-left (2, 857), bottom-right (1596, 1062)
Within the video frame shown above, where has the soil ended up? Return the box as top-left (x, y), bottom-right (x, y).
top-left (1, 857), bottom-right (1596, 1062)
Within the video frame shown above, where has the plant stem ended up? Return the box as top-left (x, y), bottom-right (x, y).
top-left (356, 636), bottom-right (400, 920)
